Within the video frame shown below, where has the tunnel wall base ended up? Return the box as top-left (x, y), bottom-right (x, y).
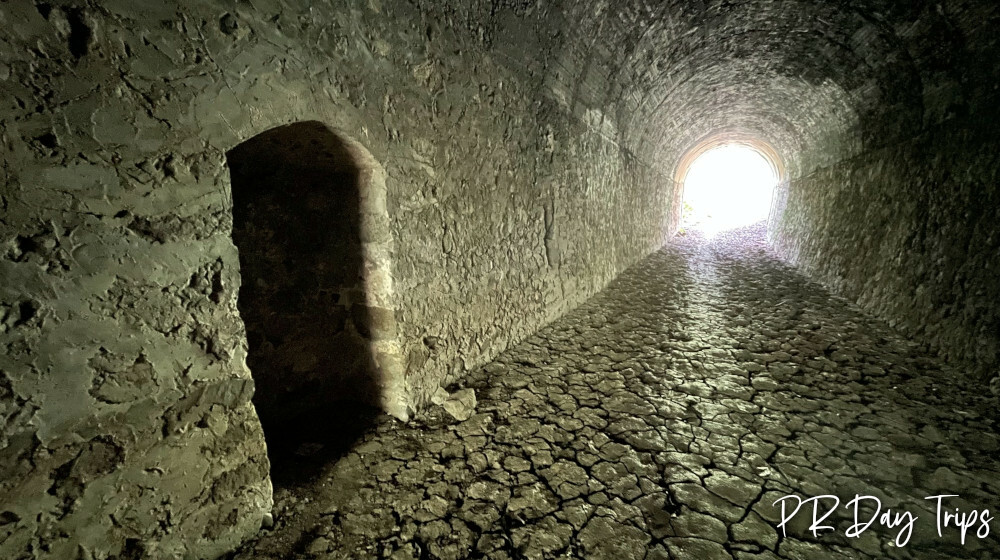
top-left (771, 112), bottom-right (1000, 381)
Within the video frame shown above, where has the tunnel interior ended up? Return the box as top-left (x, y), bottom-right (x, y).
top-left (226, 122), bottom-right (381, 484)
top-left (1, 0), bottom-right (999, 558)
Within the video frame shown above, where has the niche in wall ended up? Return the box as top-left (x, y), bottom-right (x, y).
top-left (226, 121), bottom-right (405, 483)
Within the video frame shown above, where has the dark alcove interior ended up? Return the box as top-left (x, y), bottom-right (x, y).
top-left (226, 122), bottom-right (381, 485)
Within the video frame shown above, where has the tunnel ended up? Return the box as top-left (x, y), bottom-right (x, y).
top-left (0, 1), bottom-right (998, 559)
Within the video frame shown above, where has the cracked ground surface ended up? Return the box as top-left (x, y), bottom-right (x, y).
top-left (230, 223), bottom-right (1000, 560)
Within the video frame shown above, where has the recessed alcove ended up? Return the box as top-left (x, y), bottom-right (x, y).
top-left (226, 121), bottom-right (405, 484)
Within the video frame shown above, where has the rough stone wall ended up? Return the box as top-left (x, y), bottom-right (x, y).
top-left (770, 112), bottom-right (1000, 381)
top-left (397, 126), bottom-right (675, 408)
top-left (759, 1), bottom-right (1000, 384)
top-left (0, 1), bottom-right (676, 558)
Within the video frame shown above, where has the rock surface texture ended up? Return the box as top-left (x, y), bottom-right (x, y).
top-left (230, 224), bottom-right (1000, 560)
top-left (0, 0), bottom-right (998, 558)
top-left (769, 115), bottom-right (1000, 381)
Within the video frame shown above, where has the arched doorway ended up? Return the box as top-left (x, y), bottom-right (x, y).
top-left (226, 121), bottom-right (405, 483)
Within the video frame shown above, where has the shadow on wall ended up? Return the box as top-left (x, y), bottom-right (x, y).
top-left (226, 122), bottom-right (386, 486)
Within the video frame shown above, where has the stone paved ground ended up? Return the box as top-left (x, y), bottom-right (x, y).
top-left (230, 223), bottom-right (1000, 560)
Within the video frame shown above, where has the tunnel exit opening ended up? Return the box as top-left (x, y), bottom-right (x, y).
top-left (226, 121), bottom-right (406, 485)
top-left (676, 136), bottom-right (784, 237)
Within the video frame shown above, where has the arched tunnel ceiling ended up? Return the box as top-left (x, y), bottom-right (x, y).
top-left (628, 0), bottom-right (926, 177)
top-left (482, 0), bottom-right (993, 179)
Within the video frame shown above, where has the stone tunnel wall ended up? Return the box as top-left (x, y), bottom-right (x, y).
top-left (0, 1), bottom-right (676, 558)
top-left (770, 110), bottom-right (1000, 381)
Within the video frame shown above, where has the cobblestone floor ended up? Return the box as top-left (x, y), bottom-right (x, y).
top-left (232, 223), bottom-right (1000, 560)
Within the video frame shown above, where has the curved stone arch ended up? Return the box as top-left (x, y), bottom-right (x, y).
top-left (224, 120), bottom-right (408, 422)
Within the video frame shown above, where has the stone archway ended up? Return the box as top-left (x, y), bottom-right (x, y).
top-left (225, 121), bottom-right (407, 480)
top-left (674, 132), bottom-right (786, 187)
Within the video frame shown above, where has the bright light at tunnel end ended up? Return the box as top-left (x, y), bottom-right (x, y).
top-left (680, 143), bottom-right (779, 238)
